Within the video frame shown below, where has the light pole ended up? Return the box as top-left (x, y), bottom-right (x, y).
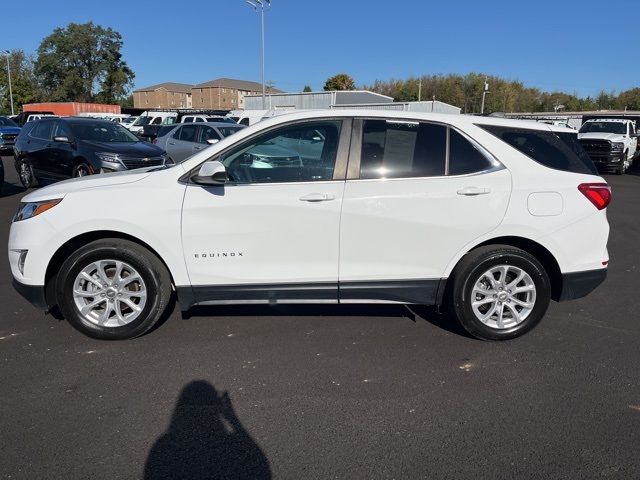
top-left (4, 50), bottom-right (14, 116)
top-left (480, 78), bottom-right (489, 115)
top-left (245, 0), bottom-right (271, 109)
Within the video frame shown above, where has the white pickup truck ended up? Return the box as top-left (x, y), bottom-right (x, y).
top-left (578, 118), bottom-right (638, 174)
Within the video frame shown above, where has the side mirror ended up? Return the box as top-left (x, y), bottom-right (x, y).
top-left (53, 136), bottom-right (71, 143)
top-left (207, 138), bottom-right (220, 145)
top-left (191, 160), bottom-right (228, 185)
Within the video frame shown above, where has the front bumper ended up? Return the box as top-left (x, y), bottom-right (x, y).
top-left (12, 278), bottom-right (48, 310)
top-left (584, 151), bottom-right (624, 167)
top-left (558, 268), bottom-right (607, 302)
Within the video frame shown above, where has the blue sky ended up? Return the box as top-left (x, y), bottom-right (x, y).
top-left (2, 0), bottom-right (637, 97)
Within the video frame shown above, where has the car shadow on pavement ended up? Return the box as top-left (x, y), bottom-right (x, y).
top-left (144, 380), bottom-right (272, 480)
top-left (183, 303), bottom-right (471, 338)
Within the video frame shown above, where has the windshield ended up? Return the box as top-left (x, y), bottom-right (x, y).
top-left (71, 121), bottom-right (140, 142)
top-left (0, 116), bottom-right (18, 127)
top-left (579, 121), bottom-right (627, 135)
top-left (133, 116), bottom-right (152, 126)
top-left (218, 126), bottom-right (243, 137)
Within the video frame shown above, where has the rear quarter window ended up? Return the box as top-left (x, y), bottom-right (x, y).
top-left (478, 125), bottom-right (597, 175)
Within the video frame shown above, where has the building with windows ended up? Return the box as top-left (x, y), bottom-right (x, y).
top-left (191, 78), bottom-right (282, 110)
top-left (133, 82), bottom-right (193, 109)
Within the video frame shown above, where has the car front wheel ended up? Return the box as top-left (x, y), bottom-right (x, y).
top-left (447, 245), bottom-right (551, 340)
top-left (56, 239), bottom-right (172, 339)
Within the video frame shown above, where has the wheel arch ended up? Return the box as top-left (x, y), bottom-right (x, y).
top-left (446, 235), bottom-right (563, 302)
top-left (44, 230), bottom-right (175, 307)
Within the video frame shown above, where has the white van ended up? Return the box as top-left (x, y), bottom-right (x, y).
top-left (129, 111), bottom-right (178, 133)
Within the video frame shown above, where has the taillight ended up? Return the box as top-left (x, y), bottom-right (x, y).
top-left (578, 183), bottom-right (611, 210)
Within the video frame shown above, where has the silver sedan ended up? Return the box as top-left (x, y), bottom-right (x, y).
top-left (155, 122), bottom-right (246, 163)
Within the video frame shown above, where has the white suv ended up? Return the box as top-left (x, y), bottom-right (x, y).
top-left (8, 110), bottom-right (610, 340)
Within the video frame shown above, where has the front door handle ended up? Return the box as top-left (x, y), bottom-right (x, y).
top-left (457, 186), bottom-right (491, 196)
top-left (299, 193), bottom-right (336, 202)
top-left (168, 142), bottom-right (176, 145)
top-left (193, 146), bottom-right (203, 151)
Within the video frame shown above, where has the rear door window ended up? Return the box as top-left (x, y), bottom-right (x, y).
top-left (448, 129), bottom-right (494, 175)
top-left (31, 120), bottom-right (54, 140)
top-left (360, 120), bottom-right (446, 179)
top-left (479, 124), bottom-right (597, 175)
top-left (178, 124), bottom-right (198, 142)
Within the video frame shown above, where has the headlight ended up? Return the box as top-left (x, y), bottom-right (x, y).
top-left (13, 199), bottom-right (62, 222)
top-left (96, 152), bottom-right (122, 164)
top-left (611, 142), bottom-right (624, 151)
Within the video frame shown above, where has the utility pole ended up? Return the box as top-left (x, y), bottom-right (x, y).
top-left (4, 50), bottom-right (14, 116)
top-left (245, 0), bottom-right (271, 109)
top-left (418, 78), bottom-right (422, 101)
top-left (480, 78), bottom-right (489, 115)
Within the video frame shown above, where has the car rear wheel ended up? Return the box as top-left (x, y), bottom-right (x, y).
top-left (18, 159), bottom-right (37, 188)
top-left (447, 245), bottom-right (551, 340)
top-left (56, 239), bottom-right (172, 340)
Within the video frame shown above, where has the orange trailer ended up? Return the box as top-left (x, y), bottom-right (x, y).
top-left (22, 102), bottom-right (121, 116)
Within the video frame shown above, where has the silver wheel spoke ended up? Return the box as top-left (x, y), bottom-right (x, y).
top-left (80, 272), bottom-right (102, 289)
top-left (507, 270), bottom-right (526, 288)
top-left (114, 261), bottom-right (124, 282)
top-left (504, 302), bottom-right (521, 322)
top-left (80, 298), bottom-right (106, 316)
top-left (73, 289), bottom-right (101, 298)
top-left (496, 303), bottom-right (505, 329)
top-left (511, 297), bottom-right (534, 309)
top-left (480, 303), bottom-right (498, 323)
top-left (472, 297), bottom-right (495, 307)
top-left (121, 274), bottom-right (142, 286)
top-left (121, 297), bottom-right (142, 312)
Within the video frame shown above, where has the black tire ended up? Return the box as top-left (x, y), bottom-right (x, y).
top-left (446, 245), bottom-right (551, 341)
top-left (18, 159), bottom-right (38, 188)
top-left (72, 163), bottom-right (91, 178)
top-left (55, 239), bottom-right (172, 340)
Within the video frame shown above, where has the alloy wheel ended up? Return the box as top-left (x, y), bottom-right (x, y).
top-left (72, 259), bottom-right (147, 327)
top-left (470, 265), bottom-right (536, 330)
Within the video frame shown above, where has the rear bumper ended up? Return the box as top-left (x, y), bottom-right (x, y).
top-left (558, 268), bottom-right (607, 302)
top-left (12, 278), bottom-right (48, 310)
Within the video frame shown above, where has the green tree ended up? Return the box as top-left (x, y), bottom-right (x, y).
top-left (302, 85), bottom-right (312, 92)
top-left (35, 22), bottom-right (134, 104)
top-left (323, 73), bottom-right (355, 91)
top-left (0, 50), bottom-right (41, 114)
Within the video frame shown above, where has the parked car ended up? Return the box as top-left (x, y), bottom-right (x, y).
top-left (13, 117), bottom-right (168, 187)
top-left (12, 111), bottom-right (55, 127)
top-left (155, 122), bottom-right (245, 163)
top-left (8, 110), bottom-right (610, 341)
top-left (0, 116), bottom-right (21, 154)
top-left (180, 114), bottom-right (236, 124)
top-left (129, 111), bottom-right (178, 135)
top-left (120, 116), bottom-right (139, 128)
top-left (578, 118), bottom-right (638, 174)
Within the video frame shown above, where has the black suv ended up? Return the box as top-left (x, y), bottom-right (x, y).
top-left (13, 117), bottom-right (168, 188)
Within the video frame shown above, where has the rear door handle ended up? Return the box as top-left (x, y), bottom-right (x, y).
top-left (457, 186), bottom-right (491, 196)
top-left (193, 146), bottom-right (203, 151)
top-left (299, 193), bottom-right (335, 202)
top-left (168, 142), bottom-right (176, 145)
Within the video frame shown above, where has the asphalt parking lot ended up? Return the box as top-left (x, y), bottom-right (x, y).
top-left (0, 155), bottom-right (639, 480)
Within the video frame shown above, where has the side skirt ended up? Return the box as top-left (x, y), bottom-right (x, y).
top-left (176, 279), bottom-right (446, 311)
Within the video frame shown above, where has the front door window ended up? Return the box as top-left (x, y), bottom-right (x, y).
top-left (219, 121), bottom-right (342, 184)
